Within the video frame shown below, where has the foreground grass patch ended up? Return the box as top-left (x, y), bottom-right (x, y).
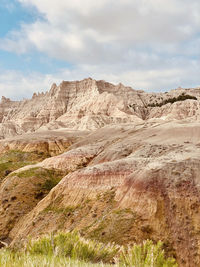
top-left (2, 231), bottom-right (177, 267)
top-left (26, 231), bottom-right (118, 264)
top-left (119, 240), bottom-right (177, 267)
top-left (0, 249), bottom-right (109, 267)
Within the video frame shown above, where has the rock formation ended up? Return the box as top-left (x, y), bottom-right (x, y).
top-left (0, 78), bottom-right (200, 139)
top-left (0, 78), bottom-right (200, 266)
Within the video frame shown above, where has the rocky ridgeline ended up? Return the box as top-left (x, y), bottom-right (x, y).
top-left (0, 78), bottom-right (200, 139)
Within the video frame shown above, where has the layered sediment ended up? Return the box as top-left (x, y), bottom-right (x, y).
top-left (0, 79), bottom-right (200, 266)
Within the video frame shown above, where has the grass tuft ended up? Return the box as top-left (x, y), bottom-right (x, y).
top-left (119, 240), bottom-right (177, 267)
top-left (1, 231), bottom-right (177, 266)
top-left (26, 231), bottom-right (119, 264)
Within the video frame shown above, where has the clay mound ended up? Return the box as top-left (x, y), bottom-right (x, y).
top-left (8, 120), bottom-right (200, 266)
top-left (0, 129), bottom-right (88, 156)
top-left (148, 99), bottom-right (200, 120)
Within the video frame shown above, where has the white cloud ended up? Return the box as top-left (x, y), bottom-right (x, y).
top-left (2, 0), bottom-right (200, 57)
top-left (0, 70), bottom-right (57, 100)
top-left (0, 0), bottom-right (199, 96)
top-left (17, 0), bottom-right (200, 43)
top-left (0, 60), bottom-right (199, 100)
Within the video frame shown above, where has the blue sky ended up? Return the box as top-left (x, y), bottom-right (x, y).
top-left (0, 0), bottom-right (33, 36)
top-left (0, 0), bottom-right (199, 99)
top-left (0, 0), bottom-right (71, 89)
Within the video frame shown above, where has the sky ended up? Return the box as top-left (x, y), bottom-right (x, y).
top-left (0, 0), bottom-right (199, 99)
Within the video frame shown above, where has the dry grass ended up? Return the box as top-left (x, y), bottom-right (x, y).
top-left (0, 231), bottom-right (177, 267)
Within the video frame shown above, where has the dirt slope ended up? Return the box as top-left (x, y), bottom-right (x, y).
top-left (4, 120), bottom-right (199, 267)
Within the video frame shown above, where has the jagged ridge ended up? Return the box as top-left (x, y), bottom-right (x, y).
top-left (0, 78), bottom-right (200, 139)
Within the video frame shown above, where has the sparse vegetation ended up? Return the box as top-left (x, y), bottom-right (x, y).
top-left (0, 231), bottom-right (177, 266)
top-left (14, 167), bottom-right (65, 191)
top-left (148, 93), bottom-right (197, 107)
top-left (96, 188), bottom-right (116, 203)
top-left (43, 205), bottom-right (79, 215)
top-left (87, 208), bottom-right (137, 244)
top-left (15, 167), bottom-right (63, 179)
top-left (11, 167), bottom-right (66, 200)
top-left (0, 150), bottom-right (47, 181)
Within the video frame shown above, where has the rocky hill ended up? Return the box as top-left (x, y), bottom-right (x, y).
top-left (0, 78), bottom-right (200, 266)
top-left (1, 78), bottom-right (200, 139)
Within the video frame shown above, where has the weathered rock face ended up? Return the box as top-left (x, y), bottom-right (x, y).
top-left (116, 159), bottom-right (200, 267)
top-left (0, 78), bottom-right (142, 137)
top-left (5, 120), bottom-right (200, 266)
top-left (1, 78), bottom-right (200, 138)
top-left (1, 79), bottom-right (200, 266)
top-left (0, 129), bottom-right (88, 156)
top-left (148, 100), bottom-right (200, 120)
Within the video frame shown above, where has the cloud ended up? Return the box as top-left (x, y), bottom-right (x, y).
top-left (0, 0), bottom-right (199, 95)
top-left (0, 60), bottom-right (199, 100)
top-left (0, 70), bottom-right (57, 100)
top-left (19, 0), bottom-right (200, 41)
top-left (2, 0), bottom-right (200, 59)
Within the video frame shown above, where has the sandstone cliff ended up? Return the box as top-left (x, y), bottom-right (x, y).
top-left (0, 78), bottom-right (200, 138)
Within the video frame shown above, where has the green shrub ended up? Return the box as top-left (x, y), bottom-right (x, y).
top-left (1, 232), bottom-right (177, 266)
top-left (119, 240), bottom-right (177, 267)
top-left (26, 232), bottom-right (177, 266)
top-left (27, 231), bottom-right (119, 264)
top-left (148, 93), bottom-right (197, 107)
top-left (42, 178), bottom-right (60, 191)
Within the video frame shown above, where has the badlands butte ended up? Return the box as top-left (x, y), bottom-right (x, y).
top-left (0, 78), bottom-right (200, 266)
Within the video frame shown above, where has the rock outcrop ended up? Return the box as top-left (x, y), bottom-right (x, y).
top-left (0, 78), bottom-right (200, 138)
top-left (0, 78), bottom-right (142, 137)
top-left (0, 129), bottom-right (88, 156)
top-left (0, 79), bottom-right (200, 266)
